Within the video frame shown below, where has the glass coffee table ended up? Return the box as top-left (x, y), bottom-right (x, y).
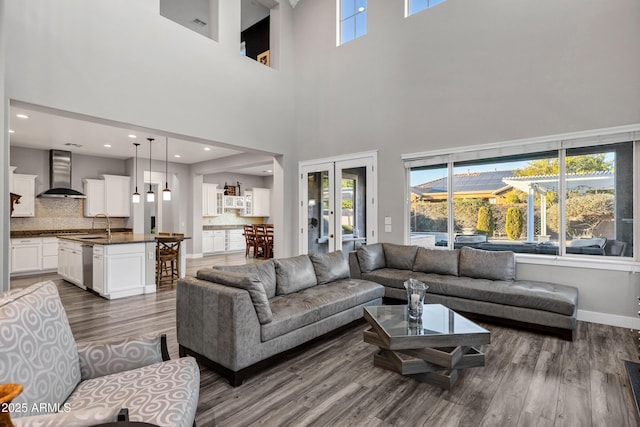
top-left (363, 304), bottom-right (491, 390)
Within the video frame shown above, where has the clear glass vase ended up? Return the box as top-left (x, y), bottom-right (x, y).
top-left (404, 278), bottom-right (428, 322)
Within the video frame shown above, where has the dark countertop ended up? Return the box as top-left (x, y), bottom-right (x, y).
top-left (58, 233), bottom-right (157, 245)
top-left (203, 225), bottom-right (247, 231)
top-left (11, 228), bottom-right (132, 238)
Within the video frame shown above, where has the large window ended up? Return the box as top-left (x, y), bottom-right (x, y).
top-left (339, 0), bottom-right (367, 45)
top-left (407, 136), bottom-right (636, 259)
top-left (406, 0), bottom-right (447, 17)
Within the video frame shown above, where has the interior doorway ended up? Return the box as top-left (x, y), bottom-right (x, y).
top-left (299, 152), bottom-right (377, 254)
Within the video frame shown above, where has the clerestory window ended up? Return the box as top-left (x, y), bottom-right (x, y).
top-left (338, 0), bottom-right (367, 45)
top-left (406, 0), bottom-right (448, 17)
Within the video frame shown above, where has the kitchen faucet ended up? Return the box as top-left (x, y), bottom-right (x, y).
top-left (92, 213), bottom-right (111, 239)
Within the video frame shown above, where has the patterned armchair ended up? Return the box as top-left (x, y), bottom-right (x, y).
top-left (0, 281), bottom-right (199, 427)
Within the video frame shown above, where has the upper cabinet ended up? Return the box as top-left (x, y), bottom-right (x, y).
top-left (202, 183), bottom-right (223, 216)
top-left (242, 188), bottom-right (270, 217)
top-left (11, 172), bottom-right (37, 217)
top-left (84, 175), bottom-right (131, 217)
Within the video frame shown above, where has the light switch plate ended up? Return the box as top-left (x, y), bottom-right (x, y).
top-left (384, 224), bottom-right (392, 233)
top-left (384, 216), bottom-right (392, 225)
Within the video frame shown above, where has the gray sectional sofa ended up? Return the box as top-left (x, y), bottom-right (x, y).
top-left (176, 251), bottom-right (385, 386)
top-left (349, 243), bottom-right (579, 340)
top-left (0, 281), bottom-right (200, 427)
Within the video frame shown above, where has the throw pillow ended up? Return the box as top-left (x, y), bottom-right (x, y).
top-left (458, 246), bottom-right (515, 281)
top-left (413, 247), bottom-right (460, 276)
top-left (215, 260), bottom-right (277, 299)
top-left (356, 243), bottom-right (386, 273)
top-left (274, 255), bottom-right (318, 295)
top-left (309, 251), bottom-right (350, 285)
top-left (383, 243), bottom-right (418, 270)
top-left (196, 269), bottom-right (273, 324)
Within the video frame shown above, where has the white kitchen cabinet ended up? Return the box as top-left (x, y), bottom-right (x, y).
top-left (223, 196), bottom-right (245, 210)
top-left (84, 175), bottom-right (131, 217)
top-left (227, 229), bottom-right (245, 252)
top-left (202, 184), bottom-right (223, 216)
top-left (202, 230), bottom-right (214, 253)
top-left (202, 230), bottom-right (225, 254)
top-left (242, 188), bottom-right (270, 217)
top-left (41, 237), bottom-right (59, 270)
top-left (10, 238), bottom-right (42, 273)
top-left (213, 230), bottom-right (226, 252)
top-left (83, 179), bottom-right (106, 216)
top-left (93, 243), bottom-right (146, 299)
top-left (11, 173), bottom-right (37, 217)
top-left (58, 240), bottom-right (83, 287)
top-left (93, 246), bottom-right (105, 295)
top-left (104, 175), bottom-right (131, 217)
top-left (10, 237), bottom-right (59, 274)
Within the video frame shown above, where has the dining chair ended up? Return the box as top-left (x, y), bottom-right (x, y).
top-left (243, 225), bottom-right (257, 257)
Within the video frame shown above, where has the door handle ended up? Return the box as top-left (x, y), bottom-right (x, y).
top-left (329, 234), bottom-right (334, 238)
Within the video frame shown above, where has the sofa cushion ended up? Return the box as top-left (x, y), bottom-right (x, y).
top-left (64, 357), bottom-right (200, 427)
top-left (362, 268), bottom-right (431, 291)
top-left (459, 246), bottom-right (516, 281)
top-left (215, 260), bottom-right (277, 299)
top-left (420, 274), bottom-right (577, 316)
top-left (383, 243), bottom-right (419, 270)
top-left (356, 243), bottom-right (386, 273)
top-left (413, 247), bottom-right (460, 276)
top-left (262, 279), bottom-right (384, 341)
top-left (0, 281), bottom-right (81, 418)
top-left (309, 251), bottom-right (350, 285)
top-left (197, 269), bottom-right (273, 324)
top-left (274, 255), bottom-right (318, 295)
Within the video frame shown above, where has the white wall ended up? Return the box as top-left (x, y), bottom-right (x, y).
top-left (4, 0), bottom-right (298, 259)
top-left (0, 0), bottom-right (8, 292)
top-left (291, 0), bottom-right (640, 325)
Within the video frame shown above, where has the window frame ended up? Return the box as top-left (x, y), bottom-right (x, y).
top-left (337, 0), bottom-right (367, 46)
top-left (403, 125), bottom-right (640, 272)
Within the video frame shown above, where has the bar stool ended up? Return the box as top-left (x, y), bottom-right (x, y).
top-left (156, 234), bottom-right (182, 285)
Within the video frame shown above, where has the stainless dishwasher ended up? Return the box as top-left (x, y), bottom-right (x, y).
top-left (82, 244), bottom-right (93, 290)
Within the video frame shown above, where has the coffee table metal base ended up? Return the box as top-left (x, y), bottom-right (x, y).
top-left (366, 328), bottom-right (485, 389)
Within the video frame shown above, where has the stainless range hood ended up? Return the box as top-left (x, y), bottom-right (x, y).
top-left (37, 149), bottom-right (87, 198)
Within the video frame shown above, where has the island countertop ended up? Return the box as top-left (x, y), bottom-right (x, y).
top-left (58, 233), bottom-right (158, 245)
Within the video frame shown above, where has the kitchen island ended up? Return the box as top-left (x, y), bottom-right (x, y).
top-left (58, 233), bottom-right (157, 300)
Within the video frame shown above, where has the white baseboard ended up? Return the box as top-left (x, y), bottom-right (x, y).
top-left (186, 253), bottom-right (203, 259)
top-left (578, 309), bottom-right (640, 330)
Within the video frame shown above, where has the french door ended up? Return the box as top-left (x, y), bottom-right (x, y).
top-left (299, 152), bottom-right (377, 254)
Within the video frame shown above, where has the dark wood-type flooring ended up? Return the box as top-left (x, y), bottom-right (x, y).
top-left (10, 253), bottom-right (640, 427)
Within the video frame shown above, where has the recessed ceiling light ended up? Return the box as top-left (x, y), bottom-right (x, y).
top-left (8, 129), bottom-right (14, 133)
top-left (262, 170), bottom-right (273, 173)
top-left (204, 147), bottom-right (211, 151)
top-left (128, 134), bottom-right (137, 139)
top-left (104, 144), bottom-right (112, 148)
top-left (16, 114), bottom-right (29, 119)
top-left (174, 154), bottom-right (181, 158)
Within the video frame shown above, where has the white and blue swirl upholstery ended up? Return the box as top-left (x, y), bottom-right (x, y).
top-left (1, 281), bottom-right (200, 427)
top-left (0, 281), bottom-right (81, 417)
top-left (77, 335), bottom-right (165, 380)
top-left (66, 357), bottom-right (199, 427)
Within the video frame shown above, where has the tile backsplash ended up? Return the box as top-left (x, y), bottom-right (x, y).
top-left (10, 198), bottom-right (127, 231)
top-left (202, 211), bottom-right (265, 226)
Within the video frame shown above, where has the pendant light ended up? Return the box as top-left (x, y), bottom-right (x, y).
top-left (163, 136), bottom-right (171, 201)
top-left (132, 142), bottom-right (141, 203)
top-left (146, 138), bottom-right (155, 202)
